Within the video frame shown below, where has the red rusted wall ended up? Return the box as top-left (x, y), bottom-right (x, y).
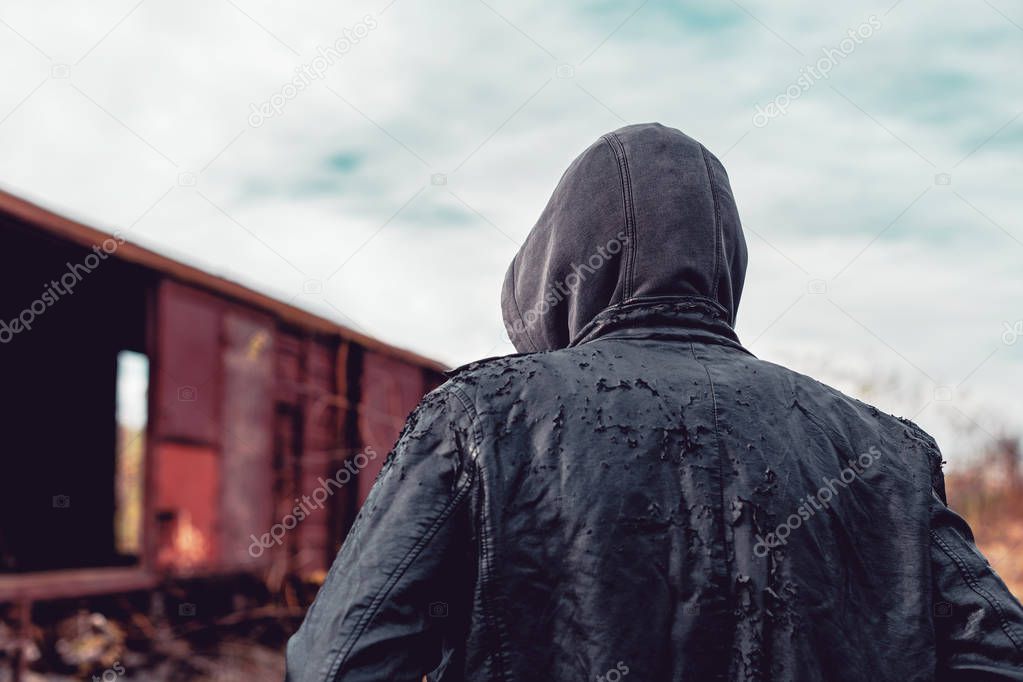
top-left (356, 352), bottom-right (429, 505)
top-left (153, 443), bottom-right (220, 570)
top-left (297, 338), bottom-right (343, 576)
top-left (220, 309), bottom-right (275, 570)
top-left (156, 281), bottom-right (221, 444)
top-left (154, 282), bottom-right (223, 571)
top-left (271, 331), bottom-right (307, 576)
top-left (154, 283), bottom-right (279, 574)
top-left (150, 281), bottom-right (444, 579)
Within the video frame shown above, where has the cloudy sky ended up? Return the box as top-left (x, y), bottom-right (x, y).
top-left (1, 0), bottom-right (1020, 463)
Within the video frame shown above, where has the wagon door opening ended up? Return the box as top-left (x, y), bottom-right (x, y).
top-left (0, 220), bottom-right (151, 573)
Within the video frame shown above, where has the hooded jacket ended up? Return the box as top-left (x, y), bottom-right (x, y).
top-left (286, 123), bottom-right (1023, 681)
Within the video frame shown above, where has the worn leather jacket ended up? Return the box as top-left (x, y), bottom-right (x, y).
top-left (286, 123), bottom-right (1023, 681)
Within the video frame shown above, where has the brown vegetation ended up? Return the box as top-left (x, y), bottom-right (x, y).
top-left (946, 437), bottom-right (1023, 598)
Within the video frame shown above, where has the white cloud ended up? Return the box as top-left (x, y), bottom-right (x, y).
top-left (1, 0), bottom-right (1020, 462)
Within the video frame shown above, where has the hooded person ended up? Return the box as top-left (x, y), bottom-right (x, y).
top-left (286, 123), bottom-right (1023, 681)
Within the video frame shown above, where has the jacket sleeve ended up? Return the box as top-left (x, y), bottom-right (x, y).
top-left (285, 383), bottom-right (478, 682)
top-left (931, 490), bottom-right (1023, 680)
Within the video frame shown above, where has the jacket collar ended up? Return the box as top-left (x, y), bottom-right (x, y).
top-left (569, 296), bottom-right (753, 355)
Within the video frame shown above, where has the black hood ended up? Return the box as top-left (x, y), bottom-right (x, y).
top-left (502, 122), bottom-right (748, 353)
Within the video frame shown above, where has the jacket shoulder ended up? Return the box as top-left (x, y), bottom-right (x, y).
top-left (754, 357), bottom-right (946, 488)
top-left (444, 352), bottom-right (532, 379)
top-left (441, 349), bottom-right (588, 408)
top-left (442, 351), bottom-right (551, 394)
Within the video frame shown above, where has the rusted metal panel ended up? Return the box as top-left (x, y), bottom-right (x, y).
top-left (266, 334), bottom-right (346, 577)
top-left (269, 330), bottom-right (305, 578)
top-left (156, 281), bottom-right (221, 444)
top-left (270, 405), bottom-right (302, 578)
top-left (153, 443), bottom-right (220, 571)
top-left (275, 331), bottom-right (304, 405)
top-left (304, 340), bottom-right (338, 454)
top-left (296, 339), bottom-right (341, 576)
top-left (219, 309), bottom-right (275, 570)
top-left (356, 351), bottom-right (428, 505)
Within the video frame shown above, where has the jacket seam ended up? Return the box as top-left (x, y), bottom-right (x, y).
top-left (613, 133), bottom-right (637, 301)
top-left (476, 468), bottom-right (511, 682)
top-left (446, 383), bottom-right (512, 682)
top-left (700, 144), bottom-right (724, 302)
top-left (603, 134), bottom-right (637, 302)
top-left (931, 527), bottom-right (1023, 652)
top-left (326, 473), bottom-right (475, 681)
top-left (689, 342), bottom-right (735, 643)
top-left (323, 388), bottom-right (478, 682)
top-left (448, 382), bottom-right (484, 456)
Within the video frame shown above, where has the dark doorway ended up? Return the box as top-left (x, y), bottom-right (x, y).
top-left (0, 219), bottom-right (152, 572)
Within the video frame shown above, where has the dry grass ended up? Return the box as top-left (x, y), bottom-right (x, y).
top-left (946, 438), bottom-right (1023, 598)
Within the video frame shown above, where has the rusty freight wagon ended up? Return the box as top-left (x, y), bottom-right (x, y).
top-left (0, 190), bottom-right (445, 634)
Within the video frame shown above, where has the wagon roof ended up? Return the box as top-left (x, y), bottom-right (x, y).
top-left (0, 188), bottom-right (447, 372)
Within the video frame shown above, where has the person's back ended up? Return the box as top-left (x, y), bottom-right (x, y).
top-left (286, 123), bottom-right (1023, 681)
